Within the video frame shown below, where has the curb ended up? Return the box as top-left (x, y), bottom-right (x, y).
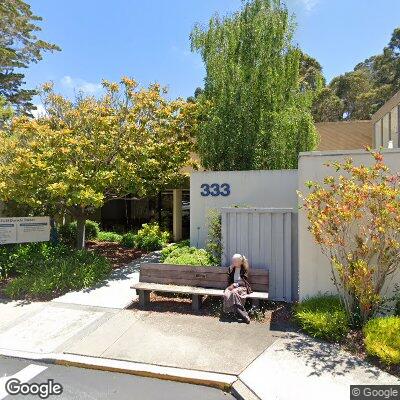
top-left (0, 349), bottom-right (237, 392)
top-left (231, 379), bottom-right (262, 400)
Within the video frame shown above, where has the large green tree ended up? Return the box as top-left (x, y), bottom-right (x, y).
top-left (312, 27), bottom-right (400, 121)
top-left (191, 0), bottom-right (318, 171)
top-left (0, 0), bottom-right (60, 114)
top-left (0, 78), bottom-right (198, 248)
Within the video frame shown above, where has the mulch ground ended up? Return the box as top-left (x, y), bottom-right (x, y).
top-left (129, 292), bottom-right (296, 328)
top-left (86, 240), bottom-right (145, 268)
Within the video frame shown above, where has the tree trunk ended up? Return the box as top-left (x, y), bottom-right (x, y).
top-left (49, 217), bottom-right (59, 245)
top-left (157, 192), bottom-right (162, 226)
top-left (76, 216), bottom-right (86, 250)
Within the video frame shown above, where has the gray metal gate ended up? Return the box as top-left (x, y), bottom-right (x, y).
top-left (221, 207), bottom-right (298, 301)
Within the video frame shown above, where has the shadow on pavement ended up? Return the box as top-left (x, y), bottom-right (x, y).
top-left (281, 333), bottom-right (381, 378)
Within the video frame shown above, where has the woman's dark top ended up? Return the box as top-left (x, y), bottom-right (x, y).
top-left (227, 266), bottom-right (252, 294)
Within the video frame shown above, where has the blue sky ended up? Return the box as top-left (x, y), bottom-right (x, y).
top-left (25, 0), bottom-right (400, 111)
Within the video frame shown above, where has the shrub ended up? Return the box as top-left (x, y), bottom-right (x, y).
top-left (299, 151), bottom-right (400, 326)
top-left (3, 243), bottom-right (111, 299)
top-left (59, 220), bottom-right (100, 245)
top-left (133, 223), bottom-right (170, 251)
top-left (97, 231), bottom-right (123, 243)
top-left (120, 232), bottom-right (136, 248)
top-left (0, 244), bottom-right (18, 279)
top-left (160, 240), bottom-right (190, 261)
top-left (364, 317), bottom-right (400, 365)
top-left (206, 209), bottom-right (222, 265)
top-left (295, 295), bottom-right (350, 342)
top-left (163, 246), bottom-right (214, 266)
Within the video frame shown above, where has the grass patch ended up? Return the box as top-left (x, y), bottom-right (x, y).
top-left (295, 295), bottom-right (350, 342)
top-left (363, 317), bottom-right (400, 365)
top-left (2, 243), bottom-right (111, 299)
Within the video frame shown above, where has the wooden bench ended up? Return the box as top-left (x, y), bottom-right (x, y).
top-left (131, 263), bottom-right (269, 311)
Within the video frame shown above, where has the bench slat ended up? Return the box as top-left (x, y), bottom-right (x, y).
top-left (140, 263), bottom-right (269, 290)
top-left (140, 270), bottom-right (269, 285)
top-left (141, 263), bottom-right (269, 277)
top-left (132, 282), bottom-right (269, 300)
top-left (139, 276), bottom-right (268, 292)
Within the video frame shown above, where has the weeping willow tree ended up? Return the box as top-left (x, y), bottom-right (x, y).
top-left (191, 0), bottom-right (318, 171)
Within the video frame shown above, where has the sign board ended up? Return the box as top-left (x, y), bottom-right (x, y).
top-left (0, 217), bottom-right (50, 245)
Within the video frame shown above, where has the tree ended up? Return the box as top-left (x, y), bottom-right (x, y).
top-left (0, 0), bottom-right (60, 114)
top-left (190, 0), bottom-right (318, 171)
top-left (330, 69), bottom-right (375, 120)
top-left (0, 95), bottom-right (13, 128)
top-left (0, 78), bottom-right (198, 248)
top-left (313, 27), bottom-right (400, 122)
top-left (298, 51), bottom-right (325, 93)
top-left (311, 87), bottom-right (343, 122)
top-left (299, 151), bottom-right (400, 326)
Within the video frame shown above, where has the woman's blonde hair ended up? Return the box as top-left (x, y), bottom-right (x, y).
top-left (232, 253), bottom-right (250, 272)
top-left (242, 256), bottom-right (250, 272)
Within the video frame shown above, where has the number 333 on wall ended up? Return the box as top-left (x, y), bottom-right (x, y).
top-left (200, 183), bottom-right (231, 197)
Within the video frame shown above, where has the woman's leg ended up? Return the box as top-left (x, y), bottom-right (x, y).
top-left (235, 304), bottom-right (250, 323)
top-left (223, 288), bottom-right (233, 313)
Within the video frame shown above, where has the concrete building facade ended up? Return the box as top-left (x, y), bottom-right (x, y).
top-left (372, 90), bottom-right (400, 148)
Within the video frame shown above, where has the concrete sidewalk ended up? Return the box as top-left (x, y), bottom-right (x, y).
top-left (0, 299), bottom-right (399, 399)
top-left (0, 301), bottom-right (115, 354)
top-left (52, 251), bottom-right (161, 309)
top-left (65, 309), bottom-right (281, 375)
top-left (238, 333), bottom-right (400, 400)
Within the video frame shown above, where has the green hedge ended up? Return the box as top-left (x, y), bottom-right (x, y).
top-left (163, 246), bottom-right (214, 266)
top-left (97, 231), bottom-right (123, 243)
top-left (295, 295), bottom-right (350, 342)
top-left (133, 223), bottom-right (169, 251)
top-left (2, 243), bottom-right (111, 299)
top-left (160, 240), bottom-right (190, 261)
top-left (363, 317), bottom-right (400, 365)
top-left (121, 223), bottom-right (169, 251)
top-left (121, 232), bottom-right (136, 248)
top-left (58, 220), bottom-right (100, 245)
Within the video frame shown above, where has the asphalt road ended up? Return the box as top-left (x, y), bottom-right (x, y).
top-left (0, 357), bottom-right (234, 400)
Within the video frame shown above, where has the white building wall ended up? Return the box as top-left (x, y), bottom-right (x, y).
top-left (298, 149), bottom-right (400, 301)
top-left (374, 121), bottom-right (381, 147)
top-left (391, 106), bottom-right (399, 148)
top-left (190, 170), bottom-right (298, 248)
top-left (382, 114), bottom-right (390, 148)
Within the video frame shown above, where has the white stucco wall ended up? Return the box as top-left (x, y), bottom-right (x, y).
top-left (298, 149), bottom-right (400, 301)
top-left (190, 169), bottom-right (298, 248)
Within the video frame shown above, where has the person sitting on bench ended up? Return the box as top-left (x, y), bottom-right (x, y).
top-left (223, 253), bottom-right (252, 324)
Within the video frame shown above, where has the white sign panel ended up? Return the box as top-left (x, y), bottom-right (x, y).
top-left (0, 220), bottom-right (17, 244)
top-left (0, 217), bottom-right (50, 245)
